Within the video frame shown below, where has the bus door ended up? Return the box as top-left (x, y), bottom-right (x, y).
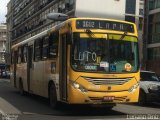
top-left (27, 45), bottom-right (33, 92)
top-left (13, 51), bottom-right (17, 87)
top-left (59, 34), bottom-right (67, 101)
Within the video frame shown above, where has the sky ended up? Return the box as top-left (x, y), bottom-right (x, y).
top-left (0, 0), bottom-right (10, 23)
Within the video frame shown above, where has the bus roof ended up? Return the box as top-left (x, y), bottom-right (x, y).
top-left (12, 29), bottom-right (48, 49)
top-left (69, 17), bottom-right (135, 25)
top-left (12, 17), bottom-right (136, 49)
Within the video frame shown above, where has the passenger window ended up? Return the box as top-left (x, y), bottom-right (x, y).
top-left (11, 51), bottom-right (14, 64)
top-left (42, 36), bottom-right (49, 60)
top-left (23, 46), bottom-right (27, 63)
top-left (34, 39), bottom-right (42, 61)
top-left (49, 32), bottom-right (59, 59)
top-left (18, 48), bottom-right (21, 64)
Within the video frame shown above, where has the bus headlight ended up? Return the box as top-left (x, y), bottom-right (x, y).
top-left (73, 82), bottom-right (80, 89)
top-left (128, 83), bottom-right (139, 93)
top-left (70, 80), bottom-right (88, 93)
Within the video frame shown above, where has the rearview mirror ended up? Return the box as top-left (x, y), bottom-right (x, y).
top-left (47, 13), bottom-right (69, 21)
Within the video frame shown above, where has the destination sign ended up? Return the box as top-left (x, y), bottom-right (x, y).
top-left (76, 20), bottom-right (134, 33)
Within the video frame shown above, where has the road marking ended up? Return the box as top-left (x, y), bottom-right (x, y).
top-left (0, 110), bottom-right (12, 120)
top-left (0, 97), bottom-right (21, 120)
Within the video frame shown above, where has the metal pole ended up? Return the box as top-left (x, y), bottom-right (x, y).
top-left (142, 0), bottom-right (148, 70)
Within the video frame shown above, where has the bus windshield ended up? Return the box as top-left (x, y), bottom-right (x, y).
top-left (71, 33), bottom-right (139, 73)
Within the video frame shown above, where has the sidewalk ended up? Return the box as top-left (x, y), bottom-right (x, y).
top-left (0, 79), bottom-right (10, 83)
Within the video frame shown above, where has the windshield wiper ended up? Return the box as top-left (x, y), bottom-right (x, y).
top-left (85, 29), bottom-right (95, 37)
top-left (119, 25), bottom-right (131, 40)
top-left (119, 31), bottom-right (128, 40)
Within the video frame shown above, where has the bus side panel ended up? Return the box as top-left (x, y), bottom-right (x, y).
top-left (22, 64), bottom-right (28, 91)
top-left (30, 61), bottom-right (44, 96)
top-left (10, 64), bottom-right (15, 87)
top-left (38, 61), bottom-right (45, 96)
top-left (13, 51), bottom-right (17, 88)
top-left (41, 59), bottom-right (60, 99)
top-left (43, 60), bottom-right (50, 98)
top-left (16, 63), bottom-right (27, 91)
top-left (43, 60), bottom-right (55, 98)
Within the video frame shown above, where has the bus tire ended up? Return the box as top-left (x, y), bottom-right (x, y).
top-left (49, 83), bottom-right (60, 109)
top-left (19, 79), bottom-right (24, 95)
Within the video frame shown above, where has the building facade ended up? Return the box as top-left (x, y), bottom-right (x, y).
top-left (6, 0), bottom-right (144, 63)
top-left (7, 0), bottom-right (75, 46)
top-left (0, 23), bottom-right (7, 69)
top-left (143, 0), bottom-right (160, 75)
top-left (6, 1), bottom-right (13, 66)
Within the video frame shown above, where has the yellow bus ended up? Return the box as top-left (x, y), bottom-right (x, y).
top-left (11, 17), bottom-right (140, 108)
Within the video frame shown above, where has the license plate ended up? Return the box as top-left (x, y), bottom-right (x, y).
top-left (103, 96), bottom-right (115, 101)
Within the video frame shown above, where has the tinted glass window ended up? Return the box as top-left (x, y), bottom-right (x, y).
top-left (71, 33), bottom-right (139, 73)
top-left (140, 72), bottom-right (159, 82)
top-left (125, 0), bottom-right (136, 14)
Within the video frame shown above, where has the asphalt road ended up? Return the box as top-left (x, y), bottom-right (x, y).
top-left (0, 79), bottom-right (160, 120)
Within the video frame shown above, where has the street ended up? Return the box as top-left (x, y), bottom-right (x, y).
top-left (0, 79), bottom-right (160, 120)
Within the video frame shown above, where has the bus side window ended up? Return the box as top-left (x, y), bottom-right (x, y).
top-left (17, 47), bottom-right (21, 64)
top-left (49, 32), bottom-right (59, 59)
top-left (13, 51), bottom-right (17, 64)
top-left (21, 46), bottom-right (25, 63)
top-left (11, 51), bottom-right (13, 65)
top-left (34, 39), bottom-right (43, 61)
top-left (20, 46), bottom-right (27, 63)
top-left (11, 51), bottom-right (14, 65)
top-left (23, 46), bottom-right (27, 63)
top-left (42, 36), bottom-right (49, 60)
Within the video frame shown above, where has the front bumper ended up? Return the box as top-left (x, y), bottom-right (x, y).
top-left (68, 85), bottom-right (139, 104)
top-left (146, 91), bottom-right (160, 102)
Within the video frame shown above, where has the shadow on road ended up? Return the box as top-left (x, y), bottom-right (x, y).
top-left (141, 103), bottom-right (160, 109)
top-left (0, 81), bottom-right (126, 117)
top-left (127, 102), bottom-right (160, 109)
top-left (50, 104), bottom-right (126, 116)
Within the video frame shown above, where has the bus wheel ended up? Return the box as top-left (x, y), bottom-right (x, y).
top-left (49, 83), bottom-right (60, 109)
top-left (19, 80), bottom-right (24, 95)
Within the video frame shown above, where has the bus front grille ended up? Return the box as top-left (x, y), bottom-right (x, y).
top-left (84, 77), bottom-right (132, 85)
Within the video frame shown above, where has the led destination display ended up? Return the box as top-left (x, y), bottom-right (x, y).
top-left (76, 20), bottom-right (134, 33)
